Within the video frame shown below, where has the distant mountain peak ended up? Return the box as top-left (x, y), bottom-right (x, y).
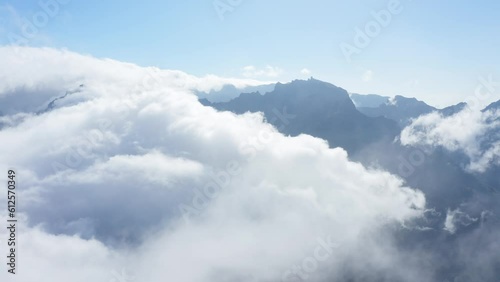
top-left (483, 100), bottom-right (500, 112)
top-left (203, 78), bottom-right (399, 153)
top-left (391, 95), bottom-right (430, 106)
top-left (196, 83), bottom-right (275, 103)
top-left (37, 84), bottom-right (85, 115)
top-left (357, 94), bottom-right (435, 126)
top-left (273, 78), bottom-right (350, 99)
top-left (439, 102), bottom-right (468, 117)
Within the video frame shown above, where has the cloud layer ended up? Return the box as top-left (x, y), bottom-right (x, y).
top-left (0, 47), bottom-right (426, 282)
top-left (401, 107), bottom-right (500, 172)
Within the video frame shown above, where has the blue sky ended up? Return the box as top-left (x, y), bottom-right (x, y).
top-left (1, 0), bottom-right (499, 107)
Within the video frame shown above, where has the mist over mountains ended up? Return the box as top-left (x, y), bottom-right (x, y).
top-left (0, 47), bottom-right (499, 282)
top-left (201, 78), bottom-right (500, 281)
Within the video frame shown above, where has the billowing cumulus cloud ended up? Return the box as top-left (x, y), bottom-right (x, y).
top-left (0, 47), bottom-right (426, 282)
top-left (401, 108), bottom-right (500, 173)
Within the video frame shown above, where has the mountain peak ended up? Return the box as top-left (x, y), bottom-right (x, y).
top-left (204, 78), bottom-right (399, 153)
top-left (357, 94), bottom-right (435, 126)
top-left (273, 78), bottom-right (350, 100)
top-left (391, 95), bottom-right (430, 107)
top-left (440, 102), bottom-right (468, 117)
top-left (483, 100), bottom-right (500, 112)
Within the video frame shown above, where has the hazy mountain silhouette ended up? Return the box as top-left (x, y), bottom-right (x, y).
top-left (357, 95), bottom-right (436, 126)
top-left (202, 78), bottom-right (400, 154)
top-left (483, 100), bottom-right (500, 112)
top-left (439, 102), bottom-right (468, 116)
top-left (196, 83), bottom-right (276, 103)
top-left (350, 93), bottom-right (390, 108)
top-left (202, 78), bottom-right (499, 237)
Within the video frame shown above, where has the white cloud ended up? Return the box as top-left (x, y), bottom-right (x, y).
top-left (408, 79), bottom-right (420, 88)
top-left (444, 209), bottom-right (478, 234)
top-left (301, 68), bottom-right (312, 76)
top-left (362, 70), bottom-right (373, 82)
top-left (401, 107), bottom-right (500, 173)
top-left (0, 46), bottom-right (426, 282)
top-left (242, 65), bottom-right (283, 78)
top-left (0, 217), bottom-right (121, 281)
top-left (0, 47), bottom-right (269, 115)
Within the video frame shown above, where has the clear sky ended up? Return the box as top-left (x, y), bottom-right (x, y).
top-left (1, 0), bottom-right (499, 107)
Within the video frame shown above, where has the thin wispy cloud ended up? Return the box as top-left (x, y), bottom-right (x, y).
top-left (242, 65), bottom-right (283, 78)
top-left (362, 70), bottom-right (373, 82)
